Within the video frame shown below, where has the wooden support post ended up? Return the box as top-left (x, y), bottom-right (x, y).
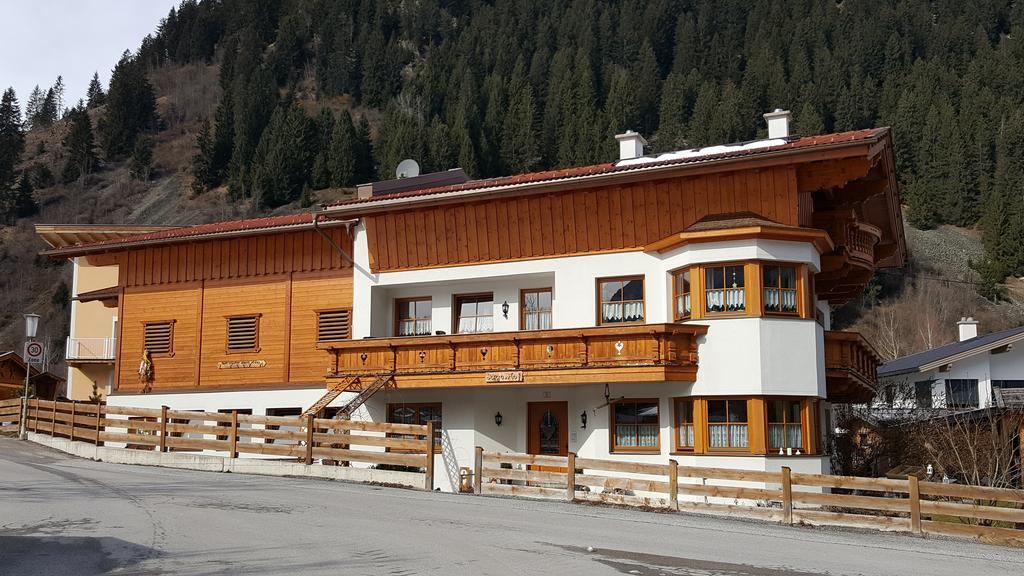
top-left (781, 466), bottom-right (793, 525)
top-left (566, 452), bottom-right (576, 502)
top-left (159, 406), bottom-right (168, 453)
top-left (50, 400), bottom-right (57, 436)
top-left (909, 475), bottom-right (922, 535)
top-left (473, 446), bottom-right (483, 494)
top-left (69, 401), bottom-right (76, 442)
top-left (32, 399), bottom-right (38, 433)
top-left (229, 409), bottom-right (239, 458)
top-left (668, 459), bottom-right (679, 511)
top-left (304, 414), bottom-right (314, 465)
top-left (424, 421), bottom-right (435, 491)
top-left (94, 402), bottom-right (103, 445)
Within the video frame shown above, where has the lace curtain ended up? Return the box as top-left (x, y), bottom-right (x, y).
top-left (764, 288), bottom-right (797, 313)
top-left (768, 424), bottom-right (803, 449)
top-left (708, 424), bottom-right (748, 448)
top-left (602, 301), bottom-right (645, 323)
top-left (524, 311), bottom-right (552, 330)
top-left (615, 424), bottom-right (659, 447)
top-left (705, 288), bottom-right (745, 313)
top-left (398, 319), bottom-right (431, 336)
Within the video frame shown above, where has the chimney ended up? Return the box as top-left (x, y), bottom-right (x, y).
top-left (763, 109), bottom-right (792, 139)
top-left (957, 317), bottom-right (979, 341)
top-left (615, 130), bottom-right (648, 160)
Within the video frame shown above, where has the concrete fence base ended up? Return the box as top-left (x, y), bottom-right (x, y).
top-left (26, 433), bottom-right (425, 487)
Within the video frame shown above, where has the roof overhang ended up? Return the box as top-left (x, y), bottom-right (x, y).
top-left (880, 331), bottom-right (1024, 377)
top-left (74, 286), bottom-right (120, 305)
top-left (644, 225), bottom-right (834, 254)
top-left (35, 224), bottom-right (178, 251)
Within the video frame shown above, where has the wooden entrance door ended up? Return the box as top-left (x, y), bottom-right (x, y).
top-left (527, 401), bottom-right (568, 457)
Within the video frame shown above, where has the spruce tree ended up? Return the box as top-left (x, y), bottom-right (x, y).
top-left (10, 172), bottom-right (38, 219)
top-left (327, 110), bottom-right (358, 187)
top-left (86, 72), bottom-right (106, 108)
top-left (250, 103), bottom-right (316, 208)
top-left (500, 84), bottom-right (539, 174)
top-left (129, 136), bottom-right (154, 181)
top-left (99, 51), bottom-right (157, 159)
top-left (0, 88), bottom-right (24, 190)
top-left (61, 107), bottom-right (98, 184)
top-left (25, 86), bottom-right (42, 129)
top-left (191, 119), bottom-right (214, 195)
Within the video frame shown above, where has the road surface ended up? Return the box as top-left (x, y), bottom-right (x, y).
top-left (1, 438), bottom-right (1022, 575)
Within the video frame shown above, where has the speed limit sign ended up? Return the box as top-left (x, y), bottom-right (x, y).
top-left (24, 341), bottom-right (44, 365)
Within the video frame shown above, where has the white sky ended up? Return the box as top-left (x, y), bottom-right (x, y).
top-left (0, 0), bottom-right (180, 115)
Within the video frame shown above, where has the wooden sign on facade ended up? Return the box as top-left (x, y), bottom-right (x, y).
top-left (217, 360), bottom-right (268, 369)
top-left (484, 371), bottom-right (523, 383)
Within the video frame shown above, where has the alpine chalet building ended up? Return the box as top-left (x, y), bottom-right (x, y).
top-left (38, 110), bottom-right (904, 491)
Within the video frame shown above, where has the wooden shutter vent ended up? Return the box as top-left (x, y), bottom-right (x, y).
top-left (227, 315), bottom-right (259, 351)
top-left (143, 321), bottom-right (173, 355)
top-left (318, 309), bottom-right (351, 342)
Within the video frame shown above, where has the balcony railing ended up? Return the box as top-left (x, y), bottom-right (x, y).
top-left (318, 324), bottom-right (707, 387)
top-left (824, 330), bottom-right (881, 402)
top-left (66, 337), bottom-right (117, 362)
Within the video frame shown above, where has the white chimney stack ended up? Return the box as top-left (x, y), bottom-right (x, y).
top-left (615, 130), bottom-right (648, 161)
top-left (763, 109), bottom-right (792, 139)
top-left (957, 317), bottom-right (979, 341)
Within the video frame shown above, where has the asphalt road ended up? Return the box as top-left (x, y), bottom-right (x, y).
top-left (1, 438), bottom-right (1022, 576)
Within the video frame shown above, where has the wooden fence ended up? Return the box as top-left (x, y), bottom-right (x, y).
top-left (0, 398), bottom-right (21, 433)
top-left (474, 449), bottom-right (1024, 546)
top-left (19, 398), bottom-right (436, 490)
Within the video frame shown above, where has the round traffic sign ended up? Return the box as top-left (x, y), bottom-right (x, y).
top-left (25, 341), bottom-right (43, 359)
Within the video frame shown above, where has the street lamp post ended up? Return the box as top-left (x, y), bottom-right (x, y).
top-left (19, 313), bottom-right (40, 439)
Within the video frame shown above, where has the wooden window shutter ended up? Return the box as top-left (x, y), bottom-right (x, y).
top-left (317, 309), bottom-right (351, 342)
top-left (226, 315), bottom-right (260, 351)
top-left (143, 321), bottom-right (173, 355)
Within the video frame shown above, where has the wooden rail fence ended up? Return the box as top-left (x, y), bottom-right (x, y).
top-left (0, 398), bottom-right (21, 433)
top-left (474, 449), bottom-right (1024, 546)
top-left (18, 398), bottom-right (436, 490)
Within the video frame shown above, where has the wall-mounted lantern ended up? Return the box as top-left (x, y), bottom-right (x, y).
top-left (494, 411), bottom-right (503, 426)
top-left (580, 411), bottom-right (587, 429)
top-left (501, 301), bottom-right (509, 319)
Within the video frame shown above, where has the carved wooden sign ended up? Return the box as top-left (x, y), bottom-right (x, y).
top-left (217, 360), bottom-right (267, 369)
top-left (484, 371), bottom-right (523, 383)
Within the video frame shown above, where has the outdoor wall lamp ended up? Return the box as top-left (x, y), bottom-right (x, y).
top-left (580, 411), bottom-right (587, 429)
top-left (494, 411), bottom-right (503, 426)
top-left (501, 301), bottom-right (509, 318)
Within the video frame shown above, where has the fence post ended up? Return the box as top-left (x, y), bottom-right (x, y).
top-left (50, 400), bottom-right (57, 436)
top-left (908, 475), bottom-right (922, 535)
top-left (304, 414), bottom-right (315, 465)
top-left (69, 401), bottom-right (76, 442)
top-left (159, 406), bottom-right (168, 453)
top-left (94, 402), bottom-right (103, 445)
top-left (473, 446), bottom-right (483, 495)
top-left (781, 466), bottom-right (793, 525)
top-left (229, 409), bottom-right (239, 458)
top-left (424, 421), bottom-right (435, 491)
top-left (668, 459), bottom-right (679, 511)
top-left (566, 452), bottom-right (576, 502)
top-left (33, 399), bottom-right (39, 433)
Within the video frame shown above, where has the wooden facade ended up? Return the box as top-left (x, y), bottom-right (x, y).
top-left (97, 226), bottom-right (354, 393)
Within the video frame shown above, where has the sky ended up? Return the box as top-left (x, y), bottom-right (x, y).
top-left (0, 0), bottom-right (180, 115)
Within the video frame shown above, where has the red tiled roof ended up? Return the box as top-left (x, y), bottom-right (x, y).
top-left (328, 128), bottom-right (887, 208)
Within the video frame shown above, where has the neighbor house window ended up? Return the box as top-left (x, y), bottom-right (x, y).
top-left (611, 399), bottom-right (660, 451)
top-left (396, 297), bottom-right (432, 336)
top-left (226, 315), bottom-right (260, 352)
top-left (454, 294), bottom-right (493, 334)
top-left (387, 402), bottom-right (442, 450)
top-left (706, 399), bottom-right (748, 449)
top-left (704, 265), bottom-right (745, 314)
top-left (767, 400), bottom-right (803, 451)
top-left (143, 320), bottom-right (174, 356)
top-left (914, 381), bottom-right (934, 409)
top-left (673, 269), bottom-right (692, 320)
top-left (763, 265), bottom-right (799, 314)
top-left (945, 379), bottom-right (979, 409)
top-left (674, 399), bottom-right (695, 450)
top-left (598, 276), bottom-right (645, 325)
top-left (521, 288), bottom-right (553, 330)
top-left (317, 309), bottom-right (351, 342)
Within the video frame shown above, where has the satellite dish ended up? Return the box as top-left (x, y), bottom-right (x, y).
top-left (396, 159), bottom-right (420, 179)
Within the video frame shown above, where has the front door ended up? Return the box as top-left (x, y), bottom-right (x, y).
top-left (527, 401), bottom-right (568, 457)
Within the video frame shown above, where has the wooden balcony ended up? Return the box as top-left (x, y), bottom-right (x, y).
top-left (318, 324), bottom-right (708, 389)
top-left (816, 210), bottom-right (884, 303)
top-left (824, 330), bottom-right (882, 403)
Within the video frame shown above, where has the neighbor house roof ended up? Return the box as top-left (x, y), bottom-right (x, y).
top-left (878, 325), bottom-right (1024, 377)
top-left (35, 224), bottom-right (178, 250)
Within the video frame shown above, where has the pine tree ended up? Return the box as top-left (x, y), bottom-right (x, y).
top-left (129, 136), bottom-right (154, 181)
top-left (310, 109), bottom-right (334, 190)
top-left (25, 86), bottom-right (42, 129)
top-left (0, 88), bottom-right (24, 190)
top-left (61, 107), bottom-right (97, 184)
top-left (327, 110), bottom-right (358, 187)
top-left (99, 51), bottom-right (158, 159)
top-left (501, 84), bottom-right (539, 174)
top-left (191, 119), bottom-right (215, 195)
top-left (52, 76), bottom-right (65, 116)
top-left (631, 39), bottom-right (662, 136)
top-left (425, 116), bottom-right (456, 174)
top-left (10, 172), bottom-right (38, 219)
top-left (250, 103), bottom-right (317, 208)
top-left (86, 72), bottom-right (106, 108)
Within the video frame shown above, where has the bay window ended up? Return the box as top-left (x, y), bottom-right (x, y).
top-left (706, 399), bottom-right (748, 449)
top-left (704, 265), bottom-right (745, 314)
top-left (674, 399), bottom-right (694, 450)
top-left (767, 400), bottom-right (803, 451)
top-left (763, 265), bottom-right (799, 314)
top-left (673, 269), bottom-right (692, 320)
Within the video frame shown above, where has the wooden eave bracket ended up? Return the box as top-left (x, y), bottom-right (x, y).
top-left (644, 225), bottom-right (834, 255)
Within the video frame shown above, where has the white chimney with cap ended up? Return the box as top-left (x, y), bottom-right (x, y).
top-left (615, 130), bottom-right (648, 161)
top-left (957, 317), bottom-right (979, 341)
top-left (763, 109), bottom-right (792, 139)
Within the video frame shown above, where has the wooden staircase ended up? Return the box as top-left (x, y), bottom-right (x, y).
top-left (302, 373), bottom-right (394, 418)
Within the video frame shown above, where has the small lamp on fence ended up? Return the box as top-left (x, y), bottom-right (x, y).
top-left (494, 411), bottom-right (502, 426)
top-left (580, 411), bottom-right (587, 429)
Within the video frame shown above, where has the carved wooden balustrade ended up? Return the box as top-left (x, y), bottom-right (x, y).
top-left (824, 330), bottom-right (882, 403)
top-left (318, 324), bottom-right (708, 388)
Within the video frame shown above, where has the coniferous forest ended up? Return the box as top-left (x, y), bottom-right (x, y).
top-left (4, 0), bottom-right (1024, 355)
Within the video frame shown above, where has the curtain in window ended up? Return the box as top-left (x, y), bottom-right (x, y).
top-left (615, 424), bottom-right (658, 447)
top-left (603, 302), bottom-right (644, 323)
top-left (725, 288), bottom-right (745, 311)
top-left (768, 424), bottom-right (803, 449)
top-left (678, 424), bottom-right (694, 447)
top-left (525, 311), bottom-right (552, 330)
top-left (676, 294), bottom-right (691, 318)
top-left (708, 424), bottom-right (729, 448)
top-left (457, 316), bottom-right (477, 333)
top-left (623, 301), bottom-right (644, 322)
top-left (729, 424), bottom-right (748, 447)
